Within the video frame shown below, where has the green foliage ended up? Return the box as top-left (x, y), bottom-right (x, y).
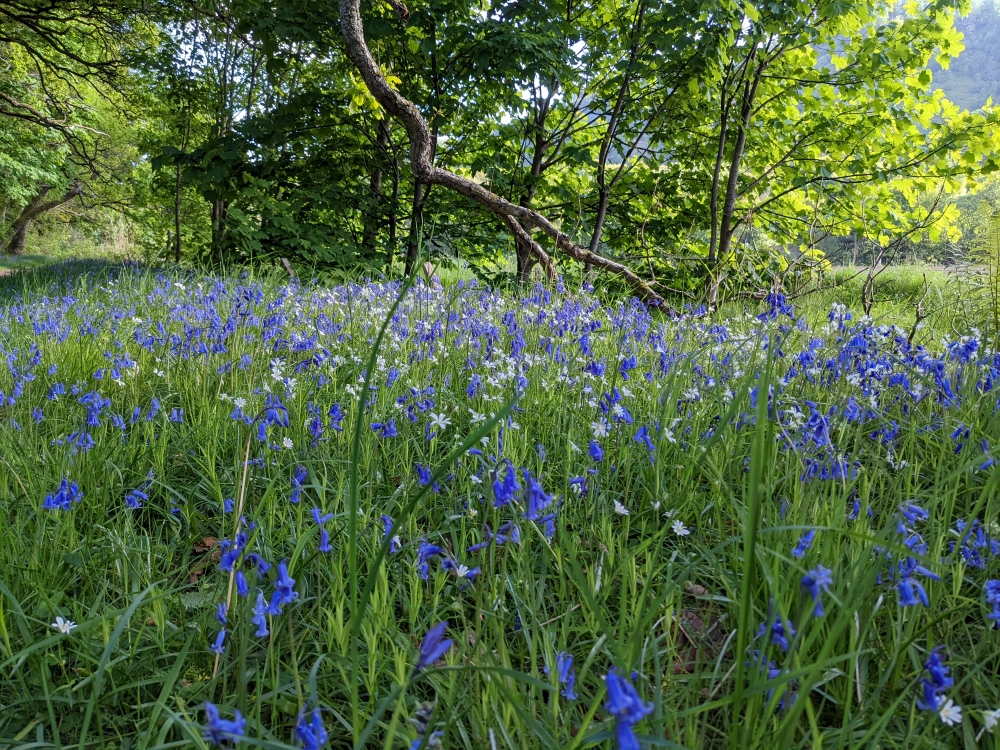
top-left (1, 266), bottom-right (999, 748)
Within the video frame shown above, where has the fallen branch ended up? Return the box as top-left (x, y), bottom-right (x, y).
top-left (338, 0), bottom-right (667, 309)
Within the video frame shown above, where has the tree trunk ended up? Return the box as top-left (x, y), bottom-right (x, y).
top-left (363, 116), bottom-right (391, 253)
top-left (404, 180), bottom-right (424, 276)
top-left (211, 198), bottom-right (229, 263)
top-left (338, 0), bottom-right (668, 308)
top-left (174, 163), bottom-right (183, 263)
top-left (1, 182), bottom-right (84, 255)
top-left (586, 1), bottom-right (646, 275)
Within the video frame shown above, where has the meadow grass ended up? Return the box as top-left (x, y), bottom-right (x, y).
top-left (0, 261), bottom-right (998, 749)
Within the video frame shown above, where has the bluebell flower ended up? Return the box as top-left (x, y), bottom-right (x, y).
top-left (295, 708), bottom-right (328, 750)
top-left (252, 590), bottom-right (270, 637)
top-left (371, 419), bottom-right (398, 438)
top-left (216, 602), bottom-right (228, 625)
top-left (492, 460), bottom-right (520, 507)
top-left (203, 702), bottom-right (246, 747)
top-left (209, 628), bottom-right (226, 655)
top-left (416, 621), bottom-right (453, 671)
top-left (521, 469), bottom-right (552, 522)
top-left (415, 464), bottom-right (440, 493)
top-left (264, 393), bottom-right (289, 428)
top-left (235, 571), bottom-right (249, 598)
top-left (757, 613), bottom-right (795, 652)
top-left (544, 651), bottom-right (578, 700)
top-left (916, 648), bottom-right (954, 712)
top-left (275, 560), bottom-right (298, 606)
top-left (417, 542), bottom-right (444, 579)
top-left (801, 566), bottom-right (833, 616)
top-left (791, 529), bottom-right (816, 559)
top-left (633, 425), bottom-right (655, 456)
top-left (899, 503), bottom-right (929, 524)
top-left (984, 580), bottom-right (1000, 626)
top-left (290, 464), bottom-right (308, 504)
top-left (604, 668), bottom-right (653, 750)
top-left (589, 440), bottom-right (604, 462)
top-left (43, 478), bottom-right (83, 511)
top-left (381, 515), bottom-right (400, 554)
top-left (327, 403), bottom-right (345, 431)
top-left (125, 487), bottom-right (147, 509)
top-left (169, 407), bottom-right (184, 423)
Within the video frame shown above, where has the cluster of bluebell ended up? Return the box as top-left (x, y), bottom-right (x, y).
top-left (10, 271), bottom-right (1000, 746)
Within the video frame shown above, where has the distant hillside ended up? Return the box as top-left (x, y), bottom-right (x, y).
top-left (932, 0), bottom-right (1000, 111)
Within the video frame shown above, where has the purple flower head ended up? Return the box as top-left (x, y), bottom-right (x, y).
top-left (203, 702), bottom-right (246, 747)
top-left (417, 542), bottom-right (444, 579)
top-left (252, 590), bottom-right (270, 637)
top-left (604, 669), bottom-right (653, 750)
top-left (415, 464), bottom-right (440, 493)
top-left (416, 621), bottom-right (453, 671)
top-left (43, 478), bottom-right (83, 511)
top-left (544, 651), bottom-right (578, 701)
top-left (295, 708), bottom-right (328, 750)
top-left (290, 464), bottom-right (308, 503)
top-left (791, 529), bottom-right (816, 559)
top-left (589, 440), bottom-right (605, 462)
top-left (209, 628), bottom-right (226, 656)
top-left (521, 469), bottom-right (552, 522)
top-left (757, 613), bottom-right (795, 652)
top-left (381, 515), bottom-right (400, 554)
top-left (235, 570), bottom-right (249, 598)
top-left (264, 393), bottom-right (290, 428)
top-left (275, 560), bottom-right (298, 606)
top-left (371, 419), bottom-right (398, 438)
top-left (492, 460), bottom-right (520, 507)
top-left (800, 566), bottom-right (833, 616)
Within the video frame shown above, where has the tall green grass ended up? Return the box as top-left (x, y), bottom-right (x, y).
top-left (0, 262), bottom-right (997, 749)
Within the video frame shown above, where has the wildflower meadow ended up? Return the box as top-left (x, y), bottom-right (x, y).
top-left (1, 262), bottom-right (999, 749)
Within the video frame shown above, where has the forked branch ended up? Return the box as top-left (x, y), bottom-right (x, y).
top-left (338, 0), bottom-right (667, 308)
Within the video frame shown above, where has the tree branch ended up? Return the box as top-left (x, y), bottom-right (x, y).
top-left (338, 0), bottom-right (668, 309)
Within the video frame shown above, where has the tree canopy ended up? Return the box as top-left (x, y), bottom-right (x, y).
top-left (0, 0), bottom-right (998, 301)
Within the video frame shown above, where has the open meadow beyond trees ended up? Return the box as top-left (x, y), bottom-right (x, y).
top-left (2, 0), bottom-right (1000, 748)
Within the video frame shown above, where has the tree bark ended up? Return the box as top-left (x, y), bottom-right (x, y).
top-left (404, 180), bottom-right (424, 276)
top-left (363, 116), bottom-right (391, 253)
top-left (174, 163), bottom-right (183, 263)
top-left (338, 0), bottom-right (668, 308)
top-left (1, 182), bottom-right (84, 255)
top-left (211, 198), bottom-right (229, 263)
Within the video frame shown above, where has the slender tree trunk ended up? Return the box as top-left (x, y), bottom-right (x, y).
top-left (363, 116), bottom-right (391, 253)
top-left (405, 180), bottom-right (424, 275)
top-left (174, 163), bottom-right (183, 263)
top-left (708, 90), bottom-right (730, 267)
top-left (211, 198), bottom-right (229, 263)
top-left (586, 2), bottom-right (646, 275)
top-left (708, 54), bottom-right (764, 309)
top-left (515, 102), bottom-right (551, 283)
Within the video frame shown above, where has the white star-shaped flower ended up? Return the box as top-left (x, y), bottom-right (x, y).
top-left (429, 412), bottom-right (452, 431)
top-left (591, 420), bottom-right (610, 439)
top-left (983, 708), bottom-right (1000, 732)
top-left (672, 520), bottom-right (690, 537)
top-left (613, 500), bottom-right (629, 516)
top-left (52, 616), bottom-right (77, 634)
top-left (282, 437), bottom-right (293, 449)
top-left (938, 698), bottom-right (962, 726)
